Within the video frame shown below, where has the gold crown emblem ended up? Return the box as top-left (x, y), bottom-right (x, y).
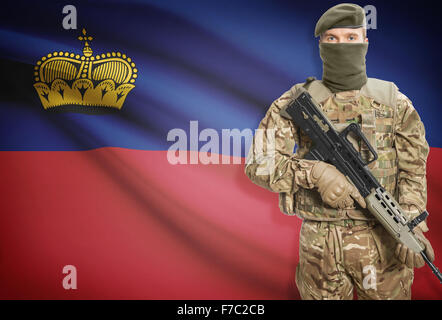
top-left (33, 29), bottom-right (137, 111)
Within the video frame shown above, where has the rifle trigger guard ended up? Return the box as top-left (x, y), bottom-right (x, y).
top-left (340, 123), bottom-right (378, 166)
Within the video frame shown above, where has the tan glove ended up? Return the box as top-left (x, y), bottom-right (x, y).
top-left (395, 225), bottom-right (435, 269)
top-left (310, 161), bottom-right (366, 209)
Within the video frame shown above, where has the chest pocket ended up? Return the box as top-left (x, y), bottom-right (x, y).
top-left (359, 98), bottom-right (397, 194)
top-left (297, 96), bottom-right (397, 194)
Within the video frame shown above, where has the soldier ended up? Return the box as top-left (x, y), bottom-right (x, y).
top-left (245, 3), bottom-right (435, 299)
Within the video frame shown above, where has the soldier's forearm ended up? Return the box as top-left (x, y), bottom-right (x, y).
top-left (245, 153), bottom-right (317, 193)
top-left (397, 175), bottom-right (427, 216)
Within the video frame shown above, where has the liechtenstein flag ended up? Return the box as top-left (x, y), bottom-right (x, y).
top-left (0, 0), bottom-right (441, 300)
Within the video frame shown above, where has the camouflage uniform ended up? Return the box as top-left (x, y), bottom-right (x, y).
top-left (296, 220), bottom-right (414, 299)
top-left (245, 78), bottom-right (429, 300)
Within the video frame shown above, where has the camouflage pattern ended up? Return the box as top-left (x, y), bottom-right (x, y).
top-left (245, 81), bottom-right (429, 222)
top-left (244, 88), bottom-right (317, 195)
top-left (296, 220), bottom-right (414, 300)
top-left (245, 80), bottom-right (429, 299)
top-left (395, 92), bottom-right (429, 214)
top-left (294, 89), bottom-right (400, 220)
top-left (245, 79), bottom-right (429, 299)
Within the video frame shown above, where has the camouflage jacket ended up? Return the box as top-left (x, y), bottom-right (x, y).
top-left (245, 78), bottom-right (429, 222)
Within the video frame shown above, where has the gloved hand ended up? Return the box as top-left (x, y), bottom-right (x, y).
top-left (395, 225), bottom-right (435, 269)
top-left (310, 161), bottom-right (366, 209)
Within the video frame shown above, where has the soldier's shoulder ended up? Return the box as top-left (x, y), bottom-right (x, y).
top-left (396, 91), bottom-right (418, 121)
top-left (272, 82), bottom-right (304, 108)
top-left (273, 77), bottom-right (326, 109)
top-left (396, 90), bottom-right (413, 105)
top-left (275, 77), bottom-right (319, 103)
top-left (362, 78), bottom-right (399, 107)
top-left (366, 77), bottom-right (398, 88)
top-left (364, 78), bottom-right (416, 108)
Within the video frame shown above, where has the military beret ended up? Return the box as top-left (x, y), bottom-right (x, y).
top-left (315, 3), bottom-right (366, 37)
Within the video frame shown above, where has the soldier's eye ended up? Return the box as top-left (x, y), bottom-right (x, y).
top-left (348, 36), bottom-right (356, 41)
top-left (327, 36), bottom-right (335, 41)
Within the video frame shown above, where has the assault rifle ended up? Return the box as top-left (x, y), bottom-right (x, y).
top-left (283, 87), bottom-right (442, 283)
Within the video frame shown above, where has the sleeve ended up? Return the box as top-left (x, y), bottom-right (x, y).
top-left (244, 88), bottom-right (317, 194)
top-left (394, 91), bottom-right (430, 220)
